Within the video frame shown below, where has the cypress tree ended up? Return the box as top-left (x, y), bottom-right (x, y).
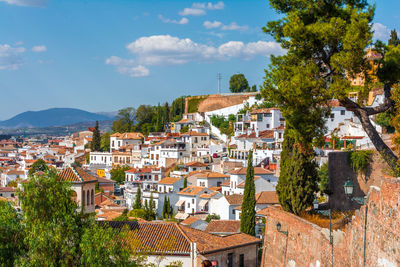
top-left (240, 151), bottom-right (256, 236)
top-left (167, 197), bottom-right (173, 217)
top-left (277, 129), bottom-right (319, 215)
top-left (183, 177), bottom-right (188, 188)
top-left (91, 121), bottom-right (101, 152)
top-left (162, 196), bottom-right (167, 219)
top-left (133, 187), bottom-right (142, 209)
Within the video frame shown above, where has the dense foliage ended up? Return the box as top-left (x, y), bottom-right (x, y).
top-left (349, 150), bottom-right (373, 173)
top-left (3, 170), bottom-right (145, 266)
top-left (91, 121), bottom-right (101, 152)
top-left (318, 162), bottom-right (330, 195)
top-left (229, 74), bottom-right (257, 93)
top-left (110, 165), bottom-right (131, 184)
top-left (112, 96), bottom-right (187, 135)
top-left (262, 0), bottom-right (400, 173)
top-left (28, 159), bottom-right (49, 176)
top-left (277, 130), bottom-right (319, 215)
top-left (240, 151), bottom-right (256, 236)
top-left (210, 114), bottom-right (235, 136)
top-left (162, 196), bottom-right (174, 219)
top-left (205, 213), bottom-right (220, 223)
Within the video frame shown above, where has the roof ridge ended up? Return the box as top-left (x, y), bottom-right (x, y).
top-left (71, 166), bottom-right (83, 182)
top-left (176, 223), bottom-right (195, 246)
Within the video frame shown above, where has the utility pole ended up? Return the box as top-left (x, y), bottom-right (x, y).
top-left (217, 73), bottom-right (221, 94)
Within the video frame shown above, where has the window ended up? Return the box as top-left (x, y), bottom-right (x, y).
top-left (264, 113), bottom-right (272, 117)
top-left (192, 199), bottom-right (194, 204)
top-left (341, 110), bottom-right (345, 115)
top-left (82, 190), bottom-right (85, 206)
top-left (187, 203), bottom-right (190, 208)
top-left (91, 189), bottom-right (94, 205)
top-left (330, 113), bottom-right (335, 118)
top-left (257, 114), bottom-right (263, 121)
top-left (239, 254), bottom-right (244, 267)
top-left (112, 141), bottom-right (114, 147)
top-left (87, 190), bottom-right (90, 205)
top-left (232, 209), bottom-right (235, 215)
top-left (267, 124), bottom-right (270, 128)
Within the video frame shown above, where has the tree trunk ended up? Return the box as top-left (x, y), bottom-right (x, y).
top-left (339, 95), bottom-right (399, 176)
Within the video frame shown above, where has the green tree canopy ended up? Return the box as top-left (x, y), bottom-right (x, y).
top-left (262, 0), bottom-right (400, 173)
top-left (277, 129), bottom-right (319, 215)
top-left (389, 29), bottom-right (400, 47)
top-left (101, 132), bottom-right (111, 152)
top-left (110, 165), bottom-right (131, 184)
top-left (0, 201), bottom-right (25, 266)
top-left (229, 74), bottom-right (250, 93)
top-left (91, 121), bottom-right (101, 152)
top-left (112, 107), bottom-right (136, 133)
top-left (28, 159), bottom-right (49, 176)
top-left (240, 151), bottom-right (256, 236)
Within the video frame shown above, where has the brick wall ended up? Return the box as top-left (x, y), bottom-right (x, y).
top-left (261, 176), bottom-right (400, 266)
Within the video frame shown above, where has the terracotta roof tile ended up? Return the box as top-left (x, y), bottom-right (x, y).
top-left (158, 177), bottom-right (181, 185)
top-left (225, 194), bottom-right (243, 205)
top-left (58, 166), bottom-right (97, 183)
top-left (230, 167), bottom-right (274, 175)
top-left (255, 191), bottom-right (279, 204)
top-left (197, 172), bottom-right (229, 179)
top-left (178, 185), bottom-right (206, 196)
top-left (205, 220), bottom-right (241, 235)
top-left (180, 216), bottom-right (200, 226)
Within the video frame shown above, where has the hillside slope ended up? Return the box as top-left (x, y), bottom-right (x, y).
top-left (0, 108), bottom-right (113, 128)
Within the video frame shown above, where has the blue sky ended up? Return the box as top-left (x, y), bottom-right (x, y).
top-left (0, 0), bottom-right (399, 120)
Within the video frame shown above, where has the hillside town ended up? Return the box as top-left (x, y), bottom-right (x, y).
top-left (2, 0), bottom-right (400, 266)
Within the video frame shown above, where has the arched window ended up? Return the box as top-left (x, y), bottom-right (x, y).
top-left (87, 190), bottom-right (90, 206)
top-left (91, 189), bottom-right (94, 205)
top-left (82, 190), bottom-right (85, 206)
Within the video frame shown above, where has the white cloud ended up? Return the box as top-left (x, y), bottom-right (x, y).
top-left (179, 7), bottom-right (206, 16)
top-left (32, 45), bottom-right (47, 52)
top-left (179, 1), bottom-right (224, 16)
top-left (158, 15), bottom-right (189, 25)
top-left (0, 44), bottom-right (26, 70)
top-left (105, 56), bottom-right (149, 77)
top-left (107, 35), bottom-right (285, 77)
top-left (203, 20), bottom-right (223, 29)
top-left (203, 20), bottom-right (248, 31)
top-left (0, 0), bottom-right (47, 7)
top-left (193, 1), bottom-right (225, 10)
top-left (372, 23), bottom-right (390, 40)
top-left (221, 22), bottom-right (248, 31)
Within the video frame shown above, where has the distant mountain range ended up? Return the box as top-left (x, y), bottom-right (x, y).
top-left (0, 108), bottom-right (116, 129)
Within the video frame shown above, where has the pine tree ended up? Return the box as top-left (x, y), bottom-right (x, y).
top-left (133, 187), bottom-right (142, 209)
top-left (91, 121), bottom-right (101, 152)
top-left (240, 151), bottom-right (256, 236)
top-left (277, 129), bottom-right (319, 215)
top-left (389, 29), bottom-right (400, 47)
top-left (183, 177), bottom-right (188, 188)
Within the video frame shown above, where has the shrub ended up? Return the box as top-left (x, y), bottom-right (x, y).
top-left (349, 150), bottom-right (373, 173)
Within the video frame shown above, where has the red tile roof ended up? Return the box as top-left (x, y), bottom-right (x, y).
top-left (225, 194), bottom-right (243, 205)
top-left (255, 191), bottom-right (279, 204)
top-left (230, 167), bottom-right (274, 175)
top-left (205, 220), bottom-right (241, 235)
top-left (158, 177), bottom-right (181, 185)
top-left (180, 216), bottom-right (200, 226)
top-left (100, 221), bottom-right (261, 255)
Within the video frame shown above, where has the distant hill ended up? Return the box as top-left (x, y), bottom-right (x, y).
top-left (0, 108), bottom-right (114, 129)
